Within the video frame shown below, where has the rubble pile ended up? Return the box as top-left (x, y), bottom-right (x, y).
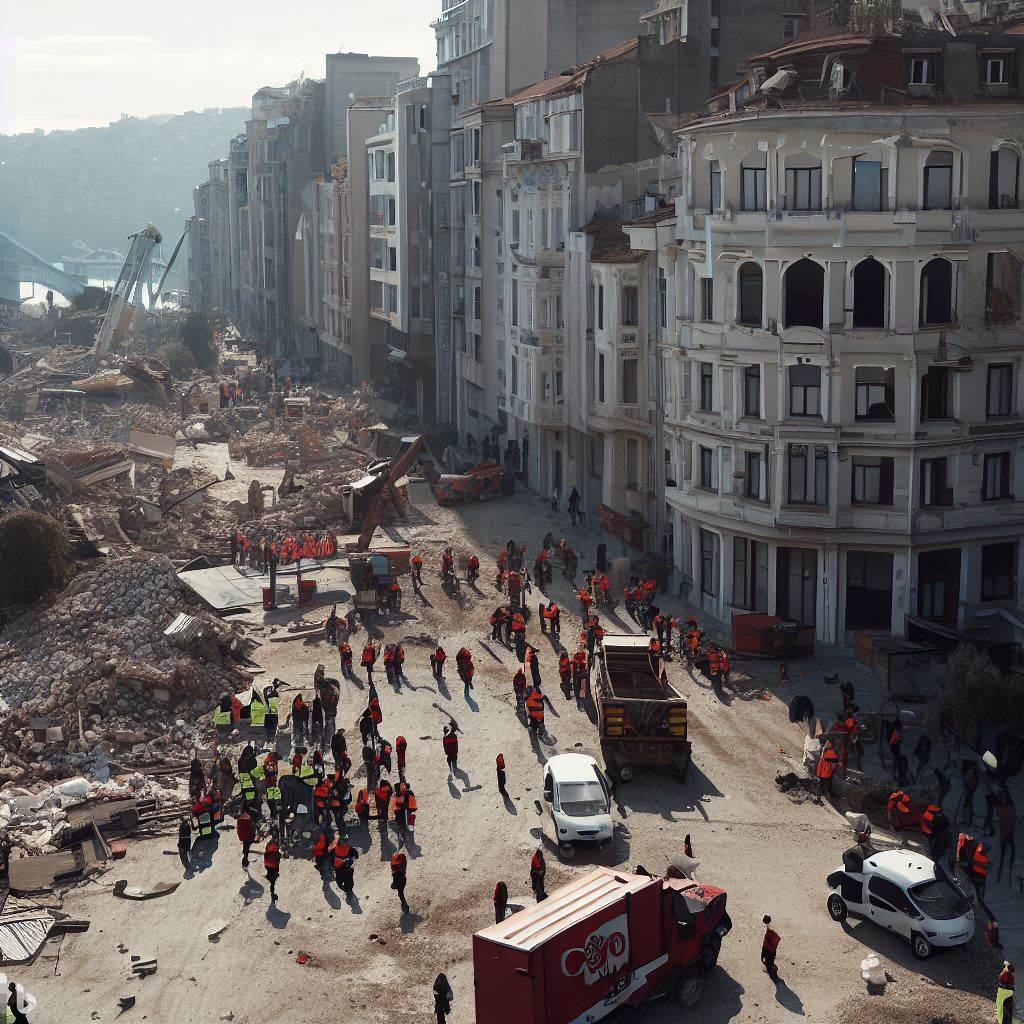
top-left (0, 556), bottom-right (254, 782)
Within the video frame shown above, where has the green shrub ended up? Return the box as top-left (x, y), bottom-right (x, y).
top-left (938, 643), bottom-right (1024, 725)
top-left (155, 341), bottom-right (196, 379)
top-left (0, 510), bottom-right (71, 605)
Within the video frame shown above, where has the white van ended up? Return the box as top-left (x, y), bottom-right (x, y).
top-left (826, 849), bottom-right (975, 959)
top-left (542, 754), bottom-right (614, 856)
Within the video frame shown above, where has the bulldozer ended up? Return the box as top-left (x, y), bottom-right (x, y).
top-left (431, 461), bottom-right (513, 507)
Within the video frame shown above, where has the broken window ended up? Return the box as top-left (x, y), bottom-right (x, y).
top-left (783, 258), bottom-right (824, 329)
top-left (921, 366), bottom-right (951, 420)
top-left (855, 366), bottom-right (895, 421)
top-left (989, 147), bottom-right (1019, 209)
top-left (923, 151), bottom-right (953, 210)
top-left (919, 258), bottom-right (953, 325)
top-left (852, 258), bottom-right (887, 328)
top-left (737, 263), bottom-right (763, 327)
top-left (985, 252), bottom-right (1020, 325)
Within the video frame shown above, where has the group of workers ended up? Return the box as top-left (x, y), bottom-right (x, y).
top-left (230, 528), bottom-right (339, 572)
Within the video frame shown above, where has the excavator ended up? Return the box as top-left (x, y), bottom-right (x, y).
top-left (347, 435), bottom-right (437, 550)
top-left (90, 224), bottom-right (185, 366)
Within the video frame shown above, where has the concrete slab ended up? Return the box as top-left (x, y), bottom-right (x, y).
top-left (176, 559), bottom-right (349, 612)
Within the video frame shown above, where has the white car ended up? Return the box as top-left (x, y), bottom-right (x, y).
top-left (826, 849), bottom-right (975, 959)
top-left (542, 753), bottom-right (614, 855)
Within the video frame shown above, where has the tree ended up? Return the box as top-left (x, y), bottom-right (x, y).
top-left (0, 511), bottom-right (71, 605)
top-left (180, 312), bottom-right (217, 369)
top-left (155, 341), bottom-right (196, 379)
top-left (71, 285), bottom-right (111, 312)
top-left (938, 644), bottom-right (1024, 725)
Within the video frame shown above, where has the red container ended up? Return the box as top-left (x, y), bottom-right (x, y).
top-left (297, 580), bottom-right (317, 606)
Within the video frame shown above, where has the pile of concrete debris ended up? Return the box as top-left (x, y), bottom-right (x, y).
top-left (0, 556), bottom-right (256, 783)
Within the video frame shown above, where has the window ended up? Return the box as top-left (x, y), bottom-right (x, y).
top-left (987, 363), bottom-right (1013, 417)
top-left (511, 278), bottom-right (518, 326)
top-left (852, 158), bottom-right (883, 212)
top-left (511, 209), bottom-right (520, 244)
top-left (622, 286), bottom-right (639, 327)
top-left (923, 151), bottom-right (954, 210)
top-left (983, 452), bottom-right (1011, 500)
top-left (867, 876), bottom-right (915, 916)
top-left (921, 366), bottom-right (951, 420)
top-left (853, 258), bottom-right (887, 328)
top-left (621, 358), bottom-right (639, 405)
top-left (473, 333), bottom-right (482, 362)
top-left (386, 151), bottom-right (395, 182)
top-left (700, 277), bottom-right (714, 322)
top-left (909, 55), bottom-right (935, 84)
top-left (473, 287), bottom-right (482, 320)
top-left (920, 457), bottom-right (952, 506)
top-left (626, 438), bottom-right (640, 490)
top-left (526, 209), bottom-right (534, 247)
top-left (743, 364), bottom-right (761, 417)
top-left (789, 364), bottom-right (821, 417)
top-left (553, 207), bottom-right (564, 247)
top-left (737, 263), bottom-right (763, 327)
top-left (983, 54), bottom-right (1009, 84)
top-left (472, 180), bottom-right (482, 215)
top-left (852, 457), bottom-right (894, 505)
top-left (846, 551), bottom-right (895, 631)
top-left (700, 529), bottom-right (719, 597)
top-left (597, 284), bottom-right (604, 330)
top-left (657, 267), bottom-right (668, 329)
top-left (787, 443), bottom-right (829, 505)
top-left (709, 56), bottom-right (720, 85)
top-left (699, 446), bottom-right (715, 490)
top-left (541, 208), bottom-right (549, 249)
top-left (733, 537), bottom-right (769, 611)
top-left (990, 147), bottom-right (1020, 209)
top-left (855, 366), bottom-right (895, 420)
top-left (785, 158), bottom-right (822, 211)
top-left (710, 160), bottom-right (722, 210)
top-left (598, 353), bottom-right (606, 403)
top-left (783, 258), bottom-right (824, 329)
top-left (744, 450), bottom-right (763, 500)
top-left (699, 363), bottom-right (714, 411)
top-left (783, 15), bottom-right (803, 40)
top-left (919, 259), bottom-right (953, 325)
top-left (388, 247), bottom-right (397, 272)
top-left (982, 541), bottom-right (1017, 600)
top-left (410, 286), bottom-right (421, 318)
top-left (511, 354), bottom-right (518, 395)
top-left (741, 159), bottom-right (767, 211)
top-left (986, 252), bottom-right (1021, 324)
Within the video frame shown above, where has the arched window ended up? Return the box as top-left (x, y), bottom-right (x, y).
top-left (783, 258), bottom-right (824, 329)
top-left (737, 263), bottom-right (763, 327)
top-left (785, 154), bottom-right (822, 211)
top-left (990, 146), bottom-right (1020, 209)
top-left (923, 151), bottom-right (954, 210)
top-left (852, 258), bottom-right (887, 329)
top-left (919, 258), bottom-right (953, 326)
top-left (741, 153), bottom-right (767, 211)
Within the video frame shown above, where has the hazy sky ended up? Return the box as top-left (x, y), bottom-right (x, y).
top-left (0, 1), bottom-right (437, 135)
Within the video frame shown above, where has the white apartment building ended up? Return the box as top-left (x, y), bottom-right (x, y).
top-left (656, 30), bottom-right (1024, 646)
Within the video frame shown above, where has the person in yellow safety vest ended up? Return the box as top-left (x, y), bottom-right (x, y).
top-left (213, 695), bottom-right (232, 737)
top-left (193, 794), bottom-right (214, 838)
top-left (996, 961), bottom-right (1015, 1024)
top-left (264, 690), bottom-right (279, 740)
top-left (238, 770), bottom-right (259, 812)
top-left (249, 693), bottom-right (266, 729)
top-left (293, 753), bottom-right (317, 787)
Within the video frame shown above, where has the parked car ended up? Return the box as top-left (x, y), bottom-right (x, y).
top-left (826, 849), bottom-right (974, 959)
top-left (542, 754), bottom-right (613, 856)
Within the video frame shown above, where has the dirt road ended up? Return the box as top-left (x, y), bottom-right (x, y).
top-left (24, 483), bottom-right (998, 1023)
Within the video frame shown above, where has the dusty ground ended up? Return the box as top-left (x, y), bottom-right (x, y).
top-left (22, 481), bottom-right (1002, 1023)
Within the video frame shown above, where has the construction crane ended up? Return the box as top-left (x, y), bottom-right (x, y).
top-left (90, 224), bottom-right (166, 365)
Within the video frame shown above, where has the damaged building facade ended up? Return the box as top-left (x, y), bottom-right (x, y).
top-left (659, 29), bottom-right (1024, 644)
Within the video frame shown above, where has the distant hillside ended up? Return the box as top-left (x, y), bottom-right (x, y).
top-left (0, 108), bottom-right (248, 264)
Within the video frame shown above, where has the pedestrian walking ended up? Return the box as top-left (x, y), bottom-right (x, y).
top-left (333, 840), bottom-right (358, 895)
top-left (430, 644), bottom-right (447, 678)
top-left (530, 848), bottom-right (547, 902)
top-left (236, 810), bottom-right (255, 868)
top-left (493, 880), bottom-right (508, 923)
top-left (997, 793), bottom-right (1017, 882)
top-left (997, 962), bottom-right (1015, 1024)
top-left (264, 837), bottom-right (281, 902)
top-left (391, 851), bottom-right (410, 912)
top-left (761, 916), bottom-right (781, 981)
top-left (177, 816), bottom-right (192, 873)
top-left (433, 972), bottom-right (454, 1024)
top-left (496, 753), bottom-right (507, 795)
top-left (291, 694), bottom-right (310, 749)
top-left (684, 834), bottom-right (693, 860)
top-left (443, 725), bottom-right (459, 775)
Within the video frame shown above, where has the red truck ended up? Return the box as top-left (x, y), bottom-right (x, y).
top-left (473, 867), bottom-right (731, 1023)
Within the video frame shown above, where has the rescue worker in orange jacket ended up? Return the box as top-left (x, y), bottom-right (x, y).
top-left (374, 777), bottom-right (393, 824)
top-left (530, 848), bottom-right (547, 902)
top-left (512, 667), bottom-right (528, 711)
top-left (390, 851), bottom-right (410, 912)
top-left (313, 779), bottom-right (331, 827)
top-left (525, 688), bottom-right (545, 734)
top-left (264, 837), bottom-right (281, 901)
top-left (339, 641), bottom-right (353, 677)
top-left (888, 788), bottom-right (911, 830)
top-left (411, 554), bottom-right (424, 589)
top-left (496, 753), bottom-right (507, 795)
top-left (354, 787), bottom-right (370, 828)
top-left (333, 839), bottom-right (358, 894)
top-left (816, 740), bottom-right (839, 799)
top-left (361, 641), bottom-right (377, 683)
top-left (442, 725), bottom-right (459, 774)
top-left (312, 829), bottom-right (332, 870)
top-left (558, 652), bottom-right (573, 700)
top-left (430, 644), bottom-right (447, 678)
top-left (707, 646), bottom-right (721, 682)
top-left (971, 841), bottom-right (991, 902)
top-left (571, 649), bottom-right (588, 700)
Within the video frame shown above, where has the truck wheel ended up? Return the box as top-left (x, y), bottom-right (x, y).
top-left (911, 932), bottom-right (933, 960)
top-left (700, 933), bottom-right (722, 970)
top-left (827, 894), bottom-right (848, 923)
top-left (559, 843), bottom-right (577, 860)
top-left (675, 969), bottom-right (704, 1008)
top-left (618, 765), bottom-right (633, 783)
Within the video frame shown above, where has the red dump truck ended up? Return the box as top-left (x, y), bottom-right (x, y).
top-left (473, 867), bottom-right (731, 1024)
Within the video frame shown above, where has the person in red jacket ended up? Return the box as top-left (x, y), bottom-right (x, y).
top-left (264, 837), bottom-right (281, 901)
top-left (493, 880), bottom-right (508, 923)
top-left (430, 644), bottom-right (447, 678)
top-left (391, 851), bottom-right (409, 912)
top-left (442, 725), bottom-right (459, 775)
top-left (236, 810), bottom-right (256, 868)
top-left (761, 915), bottom-right (781, 981)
